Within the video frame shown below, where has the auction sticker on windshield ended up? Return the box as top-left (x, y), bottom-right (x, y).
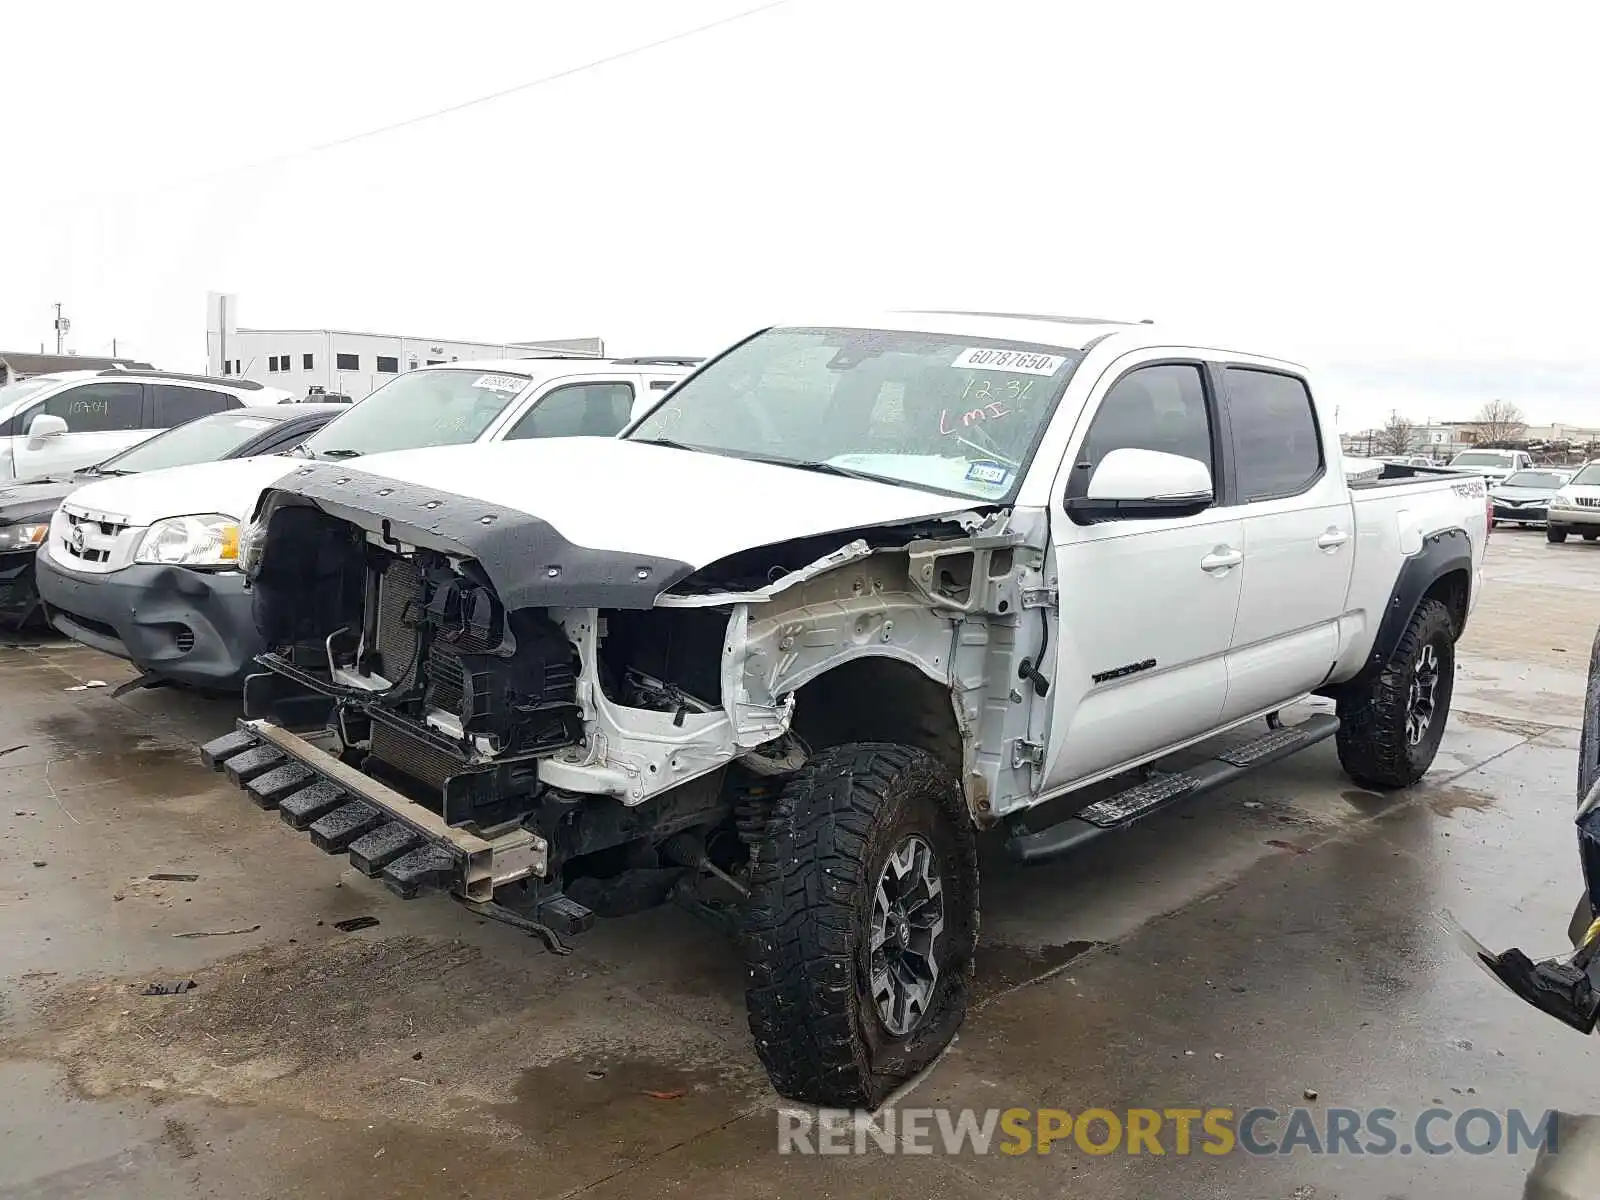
top-left (965, 460), bottom-right (1011, 487)
top-left (953, 348), bottom-right (1066, 376)
top-left (471, 374), bottom-right (527, 394)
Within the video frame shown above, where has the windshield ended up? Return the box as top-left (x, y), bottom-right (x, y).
top-left (300, 369), bottom-right (530, 457)
top-left (1502, 471), bottom-right (1566, 489)
top-left (1570, 464), bottom-right (1600, 487)
top-left (0, 376), bottom-right (65, 419)
top-left (626, 327), bottom-right (1083, 499)
top-left (97, 409), bottom-right (285, 474)
top-left (1451, 451), bottom-right (1515, 467)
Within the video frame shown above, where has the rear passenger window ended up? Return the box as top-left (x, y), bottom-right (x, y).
top-left (1224, 368), bottom-right (1322, 500)
top-left (41, 382), bottom-right (144, 432)
top-left (1073, 363), bottom-right (1213, 494)
top-left (506, 382), bottom-right (636, 440)
top-left (152, 385), bottom-right (237, 427)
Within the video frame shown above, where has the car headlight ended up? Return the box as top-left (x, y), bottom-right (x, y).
top-left (237, 517), bottom-right (268, 577)
top-left (134, 514), bottom-right (240, 567)
top-left (1550, 494), bottom-right (1573, 508)
top-left (0, 523), bottom-right (48, 552)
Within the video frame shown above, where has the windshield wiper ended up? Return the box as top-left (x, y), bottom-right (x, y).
top-left (731, 452), bottom-right (890, 485)
top-left (316, 448), bottom-right (364, 459)
top-left (81, 466), bottom-right (131, 478)
top-left (630, 436), bottom-right (701, 452)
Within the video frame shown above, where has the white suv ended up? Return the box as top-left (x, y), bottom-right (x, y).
top-left (1546, 461), bottom-right (1600, 543)
top-left (0, 369), bottom-right (291, 481)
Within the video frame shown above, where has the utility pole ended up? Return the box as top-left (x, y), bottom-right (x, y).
top-left (53, 303), bottom-right (69, 354)
top-left (112, 337), bottom-right (117, 358)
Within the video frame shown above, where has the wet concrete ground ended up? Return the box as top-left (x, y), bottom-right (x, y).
top-left (2, 528), bottom-right (1598, 1198)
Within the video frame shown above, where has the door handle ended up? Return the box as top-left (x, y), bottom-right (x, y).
top-left (1200, 547), bottom-right (1244, 572)
top-left (1316, 529), bottom-right (1351, 550)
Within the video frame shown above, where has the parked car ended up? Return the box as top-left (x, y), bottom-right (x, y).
top-left (1377, 454), bottom-right (1436, 468)
top-left (0, 369), bottom-right (291, 482)
top-left (34, 357), bottom-right (694, 686)
top-left (1489, 468), bottom-right (1573, 527)
top-left (1546, 462), bottom-right (1600, 543)
top-left (1445, 448), bottom-right (1533, 485)
top-left (0, 404), bottom-right (345, 629)
top-left (201, 312), bottom-right (1489, 1107)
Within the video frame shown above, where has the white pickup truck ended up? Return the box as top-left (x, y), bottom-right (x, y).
top-left (204, 312), bottom-right (1488, 1107)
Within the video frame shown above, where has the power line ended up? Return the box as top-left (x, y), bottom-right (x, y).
top-left (231, 1), bottom-right (791, 174)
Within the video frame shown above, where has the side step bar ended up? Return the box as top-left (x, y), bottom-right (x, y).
top-left (201, 719), bottom-right (548, 902)
top-left (1004, 713), bottom-right (1341, 864)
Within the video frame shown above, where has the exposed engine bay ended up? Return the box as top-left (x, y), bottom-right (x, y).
top-left (234, 462), bottom-right (1046, 925)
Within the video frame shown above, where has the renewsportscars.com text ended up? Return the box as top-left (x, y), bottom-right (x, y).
top-left (778, 1106), bottom-right (1560, 1157)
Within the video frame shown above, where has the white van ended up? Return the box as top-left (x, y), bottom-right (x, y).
top-left (0, 369), bottom-right (291, 482)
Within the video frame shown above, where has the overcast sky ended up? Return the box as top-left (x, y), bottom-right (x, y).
top-left (4, 0), bottom-right (1596, 431)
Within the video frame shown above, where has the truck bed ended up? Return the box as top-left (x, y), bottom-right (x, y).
top-left (1347, 462), bottom-right (1470, 491)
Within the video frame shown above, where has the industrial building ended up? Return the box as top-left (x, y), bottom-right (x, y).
top-left (203, 293), bottom-right (604, 401)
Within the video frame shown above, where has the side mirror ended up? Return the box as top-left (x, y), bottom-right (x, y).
top-left (1069, 448), bottom-right (1213, 522)
top-left (26, 413), bottom-right (69, 447)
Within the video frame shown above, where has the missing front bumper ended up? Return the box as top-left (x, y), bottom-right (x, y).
top-left (200, 719), bottom-right (547, 902)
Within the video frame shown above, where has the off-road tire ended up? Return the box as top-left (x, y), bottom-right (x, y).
top-left (1336, 598), bottom-right (1456, 789)
top-left (739, 743), bottom-right (978, 1108)
top-left (1549, 527), bottom-right (1569, 544)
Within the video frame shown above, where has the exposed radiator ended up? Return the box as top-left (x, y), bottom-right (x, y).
top-left (374, 557), bottom-right (422, 688)
top-left (370, 721), bottom-right (464, 791)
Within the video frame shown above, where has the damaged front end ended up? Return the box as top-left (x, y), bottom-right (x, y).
top-left (206, 461), bottom-right (1037, 933)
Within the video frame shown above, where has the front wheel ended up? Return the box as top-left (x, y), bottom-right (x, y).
top-left (740, 743), bottom-right (978, 1107)
top-left (1336, 598), bottom-right (1456, 789)
top-left (1585, 533), bottom-right (1599, 543)
top-left (1550, 527), bottom-right (1570, 544)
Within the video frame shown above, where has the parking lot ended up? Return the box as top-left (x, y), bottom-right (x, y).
top-left (0, 526), bottom-right (1594, 1198)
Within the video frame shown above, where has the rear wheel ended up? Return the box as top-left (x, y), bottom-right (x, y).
top-left (740, 743), bottom-right (978, 1107)
top-left (1584, 533), bottom-right (1598, 542)
top-left (1550, 526), bottom-right (1569, 544)
top-left (1337, 599), bottom-right (1456, 789)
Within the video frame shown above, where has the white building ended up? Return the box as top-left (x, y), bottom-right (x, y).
top-left (204, 293), bottom-right (604, 401)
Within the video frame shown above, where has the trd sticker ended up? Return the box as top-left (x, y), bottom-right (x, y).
top-left (952, 347), bottom-right (1066, 376)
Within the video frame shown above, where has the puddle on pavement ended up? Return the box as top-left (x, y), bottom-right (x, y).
top-left (497, 1055), bottom-right (745, 1144)
top-left (3, 708), bottom-right (214, 801)
top-left (1425, 784), bottom-right (1497, 817)
top-left (31, 709), bottom-right (188, 761)
top-left (976, 939), bottom-right (1102, 999)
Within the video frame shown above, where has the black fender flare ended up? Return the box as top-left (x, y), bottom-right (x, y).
top-left (1320, 527), bottom-right (1472, 700)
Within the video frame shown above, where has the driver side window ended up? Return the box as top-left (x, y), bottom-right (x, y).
top-left (1069, 363), bottom-right (1214, 498)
